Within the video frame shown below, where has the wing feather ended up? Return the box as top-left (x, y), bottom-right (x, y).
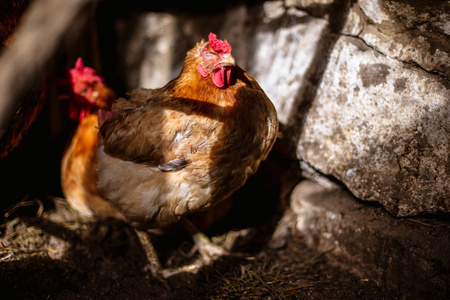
top-left (99, 88), bottom-right (218, 167)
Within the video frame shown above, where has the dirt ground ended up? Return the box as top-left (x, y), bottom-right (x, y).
top-left (0, 193), bottom-right (400, 300)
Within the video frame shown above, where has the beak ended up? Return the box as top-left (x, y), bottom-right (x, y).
top-left (220, 55), bottom-right (236, 67)
top-left (91, 90), bottom-right (99, 100)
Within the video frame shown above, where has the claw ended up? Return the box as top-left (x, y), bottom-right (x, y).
top-left (181, 218), bottom-right (230, 264)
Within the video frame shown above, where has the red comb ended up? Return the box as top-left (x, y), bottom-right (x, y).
top-left (208, 32), bottom-right (231, 54)
top-left (69, 57), bottom-right (104, 85)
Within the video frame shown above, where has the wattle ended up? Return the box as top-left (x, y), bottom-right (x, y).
top-left (197, 65), bottom-right (209, 78)
top-left (212, 67), bottom-right (232, 88)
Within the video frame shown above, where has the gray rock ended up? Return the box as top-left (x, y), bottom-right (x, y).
top-left (343, 0), bottom-right (450, 78)
top-left (291, 180), bottom-right (450, 299)
top-left (115, 13), bottom-right (179, 90)
top-left (298, 35), bottom-right (450, 216)
top-left (249, 7), bottom-right (329, 124)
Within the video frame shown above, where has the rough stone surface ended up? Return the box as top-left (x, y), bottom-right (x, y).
top-left (291, 180), bottom-right (450, 299)
top-left (116, 13), bottom-right (178, 89)
top-left (249, 7), bottom-right (328, 124)
top-left (298, 35), bottom-right (450, 216)
top-left (343, 0), bottom-right (450, 78)
top-left (287, 0), bottom-right (450, 77)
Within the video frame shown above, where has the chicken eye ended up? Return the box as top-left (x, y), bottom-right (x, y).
top-left (79, 87), bottom-right (87, 95)
top-left (203, 51), bottom-right (218, 61)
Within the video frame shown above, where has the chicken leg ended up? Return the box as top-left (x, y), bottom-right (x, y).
top-left (134, 229), bottom-right (171, 289)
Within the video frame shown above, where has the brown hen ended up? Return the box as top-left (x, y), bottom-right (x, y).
top-left (97, 33), bottom-right (278, 280)
top-left (61, 58), bottom-right (123, 219)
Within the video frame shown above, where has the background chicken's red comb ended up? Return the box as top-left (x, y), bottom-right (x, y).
top-left (69, 57), bottom-right (104, 85)
top-left (208, 32), bottom-right (231, 54)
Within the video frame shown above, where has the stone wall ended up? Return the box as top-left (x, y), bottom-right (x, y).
top-left (115, 0), bottom-right (449, 217)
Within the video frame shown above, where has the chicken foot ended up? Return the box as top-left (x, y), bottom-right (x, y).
top-left (157, 217), bottom-right (232, 278)
top-left (180, 218), bottom-right (230, 264)
top-left (135, 218), bottom-right (235, 282)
